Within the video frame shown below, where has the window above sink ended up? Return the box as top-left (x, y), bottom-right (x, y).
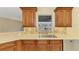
top-left (37, 15), bottom-right (53, 33)
top-left (38, 15), bottom-right (52, 22)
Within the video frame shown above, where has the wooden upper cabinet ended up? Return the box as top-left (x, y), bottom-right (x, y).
top-left (20, 7), bottom-right (37, 27)
top-left (54, 7), bottom-right (73, 27)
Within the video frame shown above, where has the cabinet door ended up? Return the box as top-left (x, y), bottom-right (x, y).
top-left (37, 40), bottom-right (49, 51)
top-left (22, 10), bottom-right (36, 27)
top-left (22, 40), bottom-right (36, 51)
top-left (0, 41), bottom-right (16, 51)
top-left (55, 11), bottom-right (64, 27)
top-left (0, 46), bottom-right (16, 51)
top-left (22, 40), bottom-right (63, 51)
top-left (49, 40), bottom-right (63, 51)
top-left (55, 7), bottom-right (72, 27)
top-left (63, 10), bottom-right (72, 27)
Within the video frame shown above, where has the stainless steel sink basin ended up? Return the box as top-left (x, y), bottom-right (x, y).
top-left (39, 34), bottom-right (57, 38)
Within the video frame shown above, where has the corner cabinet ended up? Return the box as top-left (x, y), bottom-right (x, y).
top-left (0, 41), bottom-right (16, 51)
top-left (54, 7), bottom-right (73, 27)
top-left (20, 7), bottom-right (37, 27)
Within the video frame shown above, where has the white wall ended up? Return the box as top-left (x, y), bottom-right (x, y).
top-left (37, 7), bottom-right (55, 15)
top-left (71, 7), bottom-right (79, 33)
top-left (0, 7), bottom-right (22, 32)
top-left (0, 7), bottom-right (22, 21)
top-left (0, 17), bottom-right (22, 32)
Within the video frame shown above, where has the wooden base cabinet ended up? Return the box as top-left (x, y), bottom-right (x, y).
top-left (22, 40), bottom-right (36, 51)
top-left (0, 41), bottom-right (16, 51)
top-left (49, 40), bottom-right (63, 51)
top-left (36, 40), bottom-right (49, 51)
top-left (22, 40), bottom-right (63, 51)
top-left (0, 40), bottom-right (63, 51)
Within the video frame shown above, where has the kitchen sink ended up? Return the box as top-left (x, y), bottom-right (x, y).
top-left (39, 34), bottom-right (57, 38)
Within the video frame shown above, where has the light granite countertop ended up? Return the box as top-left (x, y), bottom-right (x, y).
top-left (0, 31), bottom-right (79, 43)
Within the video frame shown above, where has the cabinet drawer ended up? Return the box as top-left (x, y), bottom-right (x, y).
top-left (22, 40), bottom-right (35, 44)
top-left (50, 40), bottom-right (62, 44)
top-left (37, 40), bottom-right (48, 44)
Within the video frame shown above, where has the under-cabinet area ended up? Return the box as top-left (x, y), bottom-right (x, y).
top-left (0, 40), bottom-right (63, 51)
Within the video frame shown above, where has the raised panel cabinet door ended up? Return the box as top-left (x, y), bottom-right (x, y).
top-left (49, 44), bottom-right (61, 51)
top-left (22, 40), bottom-right (36, 51)
top-left (64, 10), bottom-right (72, 27)
top-left (63, 10), bottom-right (72, 27)
top-left (55, 11), bottom-right (64, 27)
top-left (49, 40), bottom-right (63, 51)
top-left (23, 44), bottom-right (36, 51)
top-left (0, 41), bottom-right (16, 51)
top-left (55, 7), bottom-right (73, 27)
top-left (37, 40), bottom-right (49, 51)
top-left (22, 10), bottom-right (36, 27)
top-left (21, 7), bottom-right (37, 27)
